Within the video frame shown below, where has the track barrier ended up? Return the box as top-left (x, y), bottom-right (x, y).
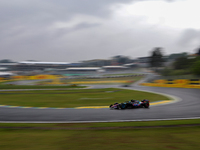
top-left (141, 79), bottom-right (200, 89)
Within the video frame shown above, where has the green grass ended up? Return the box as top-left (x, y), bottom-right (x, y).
top-left (0, 88), bottom-right (170, 108)
top-left (1, 75), bottom-right (143, 87)
top-left (63, 76), bottom-right (143, 84)
top-left (0, 84), bottom-right (86, 89)
top-left (0, 119), bottom-right (199, 150)
top-left (0, 119), bottom-right (200, 128)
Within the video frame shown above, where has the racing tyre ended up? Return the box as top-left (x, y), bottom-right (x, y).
top-left (143, 103), bottom-right (149, 108)
top-left (120, 103), bottom-right (126, 109)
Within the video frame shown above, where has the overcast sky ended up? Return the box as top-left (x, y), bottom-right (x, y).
top-left (0, 0), bottom-right (200, 62)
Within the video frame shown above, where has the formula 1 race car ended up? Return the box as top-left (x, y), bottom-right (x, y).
top-left (109, 99), bottom-right (150, 109)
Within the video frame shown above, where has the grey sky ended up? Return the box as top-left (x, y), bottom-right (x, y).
top-left (0, 0), bottom-right (199, 62)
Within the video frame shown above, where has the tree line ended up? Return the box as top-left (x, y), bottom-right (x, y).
top-left (149, 47), bottom-right (200, 76)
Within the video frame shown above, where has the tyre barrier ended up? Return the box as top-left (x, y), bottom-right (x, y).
top-left (140, 79), bottom-right (200, 89)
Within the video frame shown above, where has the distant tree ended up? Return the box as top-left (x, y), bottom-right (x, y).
top-left (191, 60), bottom-right (200, 75)
top-left (149, 47), bottom-right (164, 68)
top-left (173, 55), bottom-right (197, 70)
top-left (173, 56), bottom-right (190, 69)
top-left (168, 52), bottom-right (188, 60)
top-left (26, 60), bottom-right (37, 62)
top-left (0, 59), bottom-right (14, 63)
top-left (196, 48), bottom-right (200, 56)
top-left (112, 55), bottom-right (131, 65)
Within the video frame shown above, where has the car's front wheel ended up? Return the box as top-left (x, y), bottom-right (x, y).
top-left (119, 103), bottom-right (126, 109)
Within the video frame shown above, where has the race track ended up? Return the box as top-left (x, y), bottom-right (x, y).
top-left (0, 83), bottom-right (200, 123)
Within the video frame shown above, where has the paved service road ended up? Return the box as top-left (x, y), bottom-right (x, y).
top-left (0, 84), bottom-right (200, 122)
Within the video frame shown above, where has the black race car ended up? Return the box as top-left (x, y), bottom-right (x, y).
top-left (110, 99), bottom-right (150, 109)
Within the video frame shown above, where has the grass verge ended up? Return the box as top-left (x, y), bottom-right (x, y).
top-left (62, 76), bottom-right (143, 84)
top-left (0, 119), bottom-right (199, 150)
top-left (0, 84), bottom-right (86, 89)
top-left (0, 88), bottom-right (170, 108)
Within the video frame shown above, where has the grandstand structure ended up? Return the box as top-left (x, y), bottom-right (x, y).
top-left (0, 60), bottom-right (137, 77)
top-left (0, 72), bottom-right (15, 78)
top-left (102, 66), bottom-right (128, 71)
top-left (15, 61), bottom-right (72, 71)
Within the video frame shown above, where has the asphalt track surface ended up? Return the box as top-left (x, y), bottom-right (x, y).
top-left (0, 81), bottom-right (200, 123)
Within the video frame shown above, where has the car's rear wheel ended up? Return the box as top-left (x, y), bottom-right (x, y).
top-left (144, 103), bottom-right (149, 108)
